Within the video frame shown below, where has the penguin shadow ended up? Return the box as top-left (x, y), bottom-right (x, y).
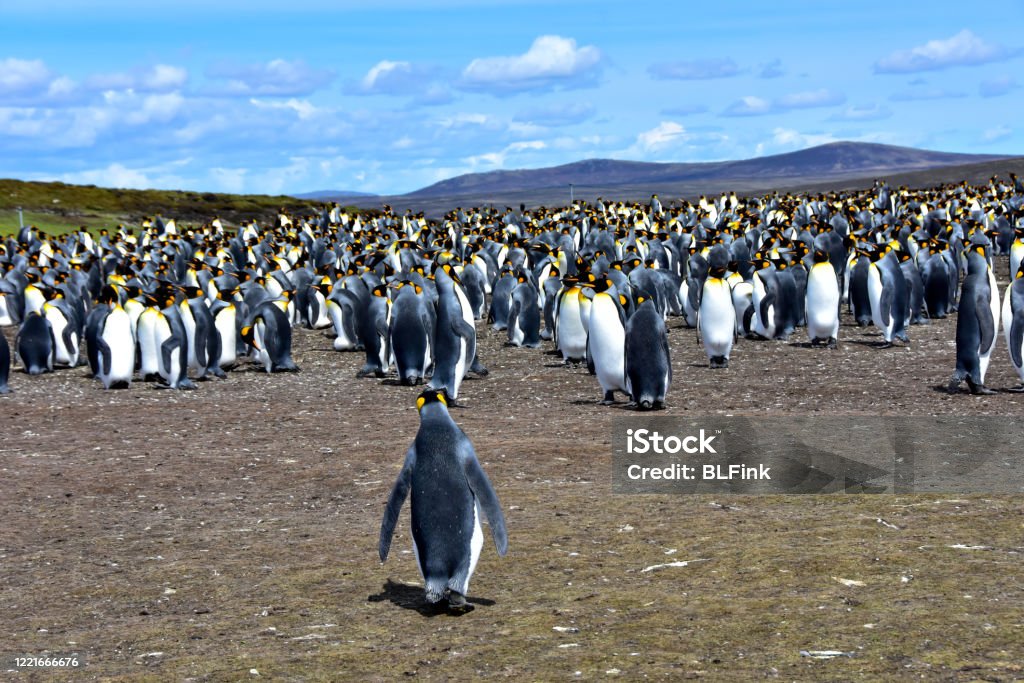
top-left (368, 579), bottom-right (495, 617)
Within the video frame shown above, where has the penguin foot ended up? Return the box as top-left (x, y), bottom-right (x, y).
top-left (968, 383), bottom-right (996, 395)
top-left (600, 391), bottom-right (616, 405)
top-left (446, 591), bottom-right (473, 613)
top-left (827, 337), bottom-right (838, 350)
top-left (1007, 385), bottom-right (1024, 393)
top-left (709, 356), bottom-right (728, 369)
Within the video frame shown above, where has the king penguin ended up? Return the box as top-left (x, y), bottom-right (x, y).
top-left (388, 281), bottom-right (433, 386)
top-left (379, 389), bottom-right (508, 611)
top-left (805, 248), bottom-right (840, 348)
top-left (625, 294), bottom-right (672, 409)
top-left (948, 246), bottom-right (1000, 394)
top-left (1002, 262), bottom-right (1024, 391)
top-left (698, 263), bottom-right (736, 367)
top-left (867, 245), bottom-right (910, 346)
top-left (92, 286), bottom-right (136, 389)
top-left (588, 278), bottom-right (628, 403)
top-left (16, 311), bottom-right (55, 375)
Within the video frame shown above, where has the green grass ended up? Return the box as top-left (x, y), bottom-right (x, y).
top-left (0, 178), bottom-right (370, 236)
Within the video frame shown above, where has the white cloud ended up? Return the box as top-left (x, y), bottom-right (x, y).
top-left (249, 97), bottom-right (321, 120)
top-left (981, 125), bottom-right (1012, 143)
top-left (206, 59), bottom-right (334, 96)
top-left (635, 121), bottom-right (690, 153)
top-left (209, 167), bottom-right (249, 194)
top-left (61, 163), bottom-right (152, 189)
top-left (460, 35), bottom-right (602, 93)
top-left (723, 89), bottom-right (845, 117)
top-left (723, 96), bottom-right (773, 116)
top-left (874, 29), bottom-right (1017, 73)
top-left (0, 58), bottom-right (51, 94)
top-left (648, 58), bottom-right (739, 80)
top-left (141, 64), bottom-right (187, 91)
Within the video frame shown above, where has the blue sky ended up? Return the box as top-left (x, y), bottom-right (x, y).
top-left (1, 0), bottom-right (1021, 196)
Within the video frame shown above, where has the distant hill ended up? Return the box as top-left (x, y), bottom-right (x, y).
top-left (403, 142), bottom-right (1008, 199)
top-left (291, 190), bottom-right (380, 201)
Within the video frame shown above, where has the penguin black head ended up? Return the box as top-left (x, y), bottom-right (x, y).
top-left (416, 388), bottom-right (450, 412)
top-left (812, 249), bottom-right (829, 264)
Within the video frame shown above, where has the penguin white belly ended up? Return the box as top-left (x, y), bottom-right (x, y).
top-left (327, 301), bottom-right (357, 351)
top-left (0, 295), bottom-right (12, 326)
top-left (867, 264), bottom-right (893, 341)
top-left (45, 308), bottom-right (78, 366)
top-left (510, 317), bottom-right (525, 346)
top-left (1004, 285), bottom-right (1024, 381)
top-left (751, 275), bottom-right (776, 339)
top-left (700, 281), bottom-right (734, 359)
top-left (556, 290), bottom-right (587, 359)
top-left (100, 308), bottom-right (135, 387)
top-left (806, 265), bottom-right (841, 341)
top-left (979, 268), bottom-right (1000, 381)
top-left (731, 281), bottom-right (753, 335)
top-left (309, 292), bottom-right (332, 329)
top-left (680, 280), bottom-right (698, 327)
top-left (137, 309), bottom-right (162, 377)
top-left (588, 298), bottom-right (626, 393)
top-left (180, 304), bottom-right (199, 371)
top-left (1010, 241), bottom-right (1023, 280)
top-left (461, 502), bottom-right (484, 596)
top-left (215, 307), bottom-right (237, 368)
top-left (578, 295), bottom-right (592, 336)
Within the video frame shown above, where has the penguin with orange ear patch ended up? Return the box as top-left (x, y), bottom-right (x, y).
top-left (625, 292), bottom-right (671, 410)
top-left (948, 246), bottom-right (1000, 394)
top-left (379, 388), bottom-right (507, 612)
top-left (389, 280), bottom-right (433, 385)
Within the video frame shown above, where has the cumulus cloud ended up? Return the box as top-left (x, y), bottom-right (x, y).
top-left (348, 59), bottom-right (454, 106)
top-left (0, 58), bottom-right (51, 94)
top-left (462, 139), bottom-right (547, 169)
top-left (61, 162), bottom-right (153, 189)
top-left (249, 97), bottom-right (321, 120)
top-left (460, 35), bottom-right (603, 94)
top-left (979, 76), bottom-right (1018, 98)
top-left (206, 59), bottom-right (334, 96)
top-left (513, 102), bottom-right (595, 127)
top-left (722, 95), bottom-right (773, 117)
top-left (648, 58), bottom-right (740, 80)
top-left (86, 64), bottom-right (187, 93)
top-left (874, 29), bottom-right (1017, 73)
top-left (635, 121), bottom-right (690, 152)
top-left (722, 89), bottom-right (845, 117)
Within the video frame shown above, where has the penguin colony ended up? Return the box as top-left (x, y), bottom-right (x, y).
top-left (3, 175), bottom-right (1024, 607)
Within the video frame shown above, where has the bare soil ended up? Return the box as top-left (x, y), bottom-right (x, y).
top-left (2, 271), bottom-right (1023, 681)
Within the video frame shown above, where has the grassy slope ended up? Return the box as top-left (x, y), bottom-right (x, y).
top-left (0, 178), bottom-right (343, 236)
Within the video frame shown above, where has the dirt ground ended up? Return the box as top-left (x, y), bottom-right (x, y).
top-left (2, 266), bottom-right (1023, 681)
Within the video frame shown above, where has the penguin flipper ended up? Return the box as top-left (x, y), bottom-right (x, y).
top-left (96, 337), bottom-right (113, 376)
top-left (976, 294), bottom-right (995, 352)
top-left (879, 285), bottom-right (893, 327)
top-left (194, 323), bottom-right (209, 369)
top-left (160, 337), bottom-right (180, 377)
top-left (459, 443), bottom-right (508, 556)
top-left (1010, 310), bottom-right (1024, 369)
top-left (758, 292), bottom-right (775, 327)
top-left (379, 446), bottom-right (415, 562)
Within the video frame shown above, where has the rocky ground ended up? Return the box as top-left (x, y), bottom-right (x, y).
top-left (1, 268), bottom-right (1023, 681)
